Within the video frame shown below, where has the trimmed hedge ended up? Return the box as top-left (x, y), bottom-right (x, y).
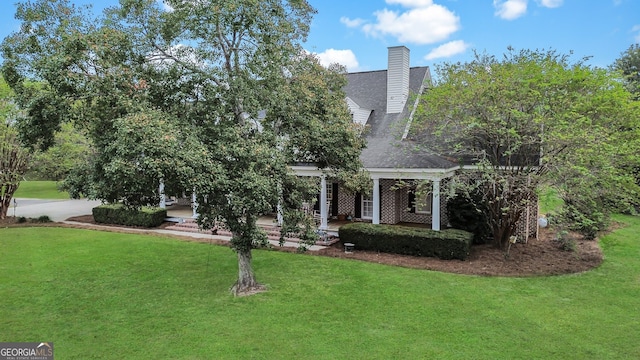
top-left (92, 204), bottom-right (167, 228)
top-left (339, 223), bottom-right (473, 260)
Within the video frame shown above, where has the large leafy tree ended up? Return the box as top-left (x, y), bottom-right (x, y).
top-left (612, 44), bottom-right (640, 100)
top-left (413, 48), bottom-right (640, 248)
top-left (2, 0), bottom-right (364, 295)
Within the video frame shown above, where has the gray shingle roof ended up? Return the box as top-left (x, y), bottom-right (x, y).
top-left (345, 67), bottom-right (457, 170)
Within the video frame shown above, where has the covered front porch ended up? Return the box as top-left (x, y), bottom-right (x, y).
top-left (291, 165), bottom-right (457, 232)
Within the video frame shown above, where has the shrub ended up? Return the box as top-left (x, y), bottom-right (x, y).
top-left (17, 216), bottom-right (27, 223)
top-left (558, 199), bottom-right (609, 240)
top-left (339, 223), bottom-right (473, 260)
top-left (446, 191), bottom-right (492, 244)
top-left (93, 204), bottom-right (167, 227)
top-left (34, 215), bottom-right (52, 223)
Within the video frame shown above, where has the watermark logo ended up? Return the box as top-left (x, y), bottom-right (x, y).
top-left (0, 342), bottom-right (53, 360)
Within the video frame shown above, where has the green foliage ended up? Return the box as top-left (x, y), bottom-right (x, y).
top-left (92, 203), bottom-right (166, 227)
top-left (34, 215), bottom-right (52, 223)
top-left (413, 48), bottom-right (640, 249)
top-left (553, 229), bottom-right (576, 252)
top-left (28, 123), bottom-right (91, 180)
top-left (3, 0), bottom-right (364, 293)
top-left (446, 189), bottom-right (492, 244)
top-left (339, 222), bottom-right (473, 260)
top-left (558, 198), bottom-right (609, 240)
top-left (612, 44), bottom-right (640, 99)
top-left (538, 185), bottom-right (563, 215)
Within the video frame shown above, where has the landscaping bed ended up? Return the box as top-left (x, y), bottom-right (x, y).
top-left (0, 215), bottom-right (603, 277)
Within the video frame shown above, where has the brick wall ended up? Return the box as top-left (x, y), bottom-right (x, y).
top-left (334, 178), bottom-right (450, 228)
top-left (514, 199), bottom-right (538, 241)
top-left (337, 185), bottom-right (355, 216)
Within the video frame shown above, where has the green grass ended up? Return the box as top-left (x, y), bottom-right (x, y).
top-left (13, 180), bottom-right (69, 199)
top-left (539, 185), bottom-right (563, 215)
top-left (1, 218), bottom-right (639, 359)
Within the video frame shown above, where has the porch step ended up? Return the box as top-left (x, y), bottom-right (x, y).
top-left (164, 219), bottom-right (339, 246)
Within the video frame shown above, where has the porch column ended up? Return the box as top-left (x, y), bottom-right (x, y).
top-left (276, 202), bottom-right (283, 226)
top-left (192, 189), bottom-right (199, 219)
top-left (432, 179), bottom-right (441, 231)
top-left (372, 177), bottom-right (380, 224)
top-left (159, 179), bottom-right (166, 209)
top-left (320, 176), bottom-right (328, 230)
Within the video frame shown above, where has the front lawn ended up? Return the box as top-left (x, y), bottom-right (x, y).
top-left (1, 217), bottom-right (639, 359)
top-left (13, 180), bottom-right (69, 199)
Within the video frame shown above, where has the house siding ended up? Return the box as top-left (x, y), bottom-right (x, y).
top-left (386, 46), bottom-right (410, 114)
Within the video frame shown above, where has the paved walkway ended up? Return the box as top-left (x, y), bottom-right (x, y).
top-left (10, 198), bottom-right (328, 251)
top-left (12, 198), bottom-right (102, 222)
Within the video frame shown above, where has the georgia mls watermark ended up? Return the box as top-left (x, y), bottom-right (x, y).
top-left (0, 343), bottom-right (53, 360)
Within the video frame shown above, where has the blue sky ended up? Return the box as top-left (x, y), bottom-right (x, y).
top-left (1, 0), bottom-right (638, 72)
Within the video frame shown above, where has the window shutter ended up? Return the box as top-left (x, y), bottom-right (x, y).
top-left (355, 192), bottom-right (362, 218)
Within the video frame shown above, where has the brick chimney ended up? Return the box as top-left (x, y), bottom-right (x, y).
top-left (386, 46), bottom-right (410, 114)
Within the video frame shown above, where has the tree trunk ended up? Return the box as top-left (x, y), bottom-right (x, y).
top-left (0, 183), bottom-right (18, 220)
top-left (230, 248), bottom-right (266, 296)
top-left (0, 196), bottom-right (10, 219)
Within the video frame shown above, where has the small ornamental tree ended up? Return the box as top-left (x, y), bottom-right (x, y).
top-left (0, 124), bottom-right (29, 219)
top-left (413, 48), bottom-right (640, 248)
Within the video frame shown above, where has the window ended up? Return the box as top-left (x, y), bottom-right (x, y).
top-left (361, 193), bottom-right (373, 219)
top-left (415, 192), bottom-right (432, 214)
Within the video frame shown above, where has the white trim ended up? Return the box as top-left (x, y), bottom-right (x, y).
top-left (432, 180), bottom-right (440, 231)
top-left (289, 165), bottom-right (458, 181)
top-left (159, 179), bottom-right (166, 209)
top-left (361, 193), bottom-right (373, 220)
top-left (372, 178), bottom-right (380, 224)
top-left (319, 177), bottom-right (328, 230)
top-left (401, 67), bottom-right (431, 140)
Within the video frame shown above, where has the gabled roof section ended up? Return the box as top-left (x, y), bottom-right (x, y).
top-left (345, 67), bottom-right (457, 170)
top-left (345, 96), bottom-right (372, 127)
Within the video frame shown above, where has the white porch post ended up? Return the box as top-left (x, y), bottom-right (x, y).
top-left (192, 189), bottom-right (199, 219)
top-left (320, 176), bottom-right (328, 230)
top-left (372, 177), bottom-right (380, 225)
top-left (159, 179), bottom-right (166, 209)
top-left (276, 202), bottom-right (283, 226)
top-left (432, 179), bottom-right (441, 231)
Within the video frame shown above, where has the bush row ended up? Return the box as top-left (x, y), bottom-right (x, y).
top-left (339, 223), bottom-right (473, 260)
top-left (92, 204), bottom-right (166, 228)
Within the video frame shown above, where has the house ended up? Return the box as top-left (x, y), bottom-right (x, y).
top-left (291, 46), bottom-right (539, 240)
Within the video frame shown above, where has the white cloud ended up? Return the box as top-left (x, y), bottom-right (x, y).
top-left (340, 17), bottom-right (365, 28)
top-left (493, 0), bottom-right (528, 20)
top-left (362, 4), bottom-right (460, 45)
top-left (633, 24), bottom-right (640, 43)
top-left (315, 49), bottom-right (360, 71)
top-left (424, 40), bottom-right (470, 60)
top-left (386, 0), bottom-right (434, 7)
top-left (538, 0), bottom-right (563, 8)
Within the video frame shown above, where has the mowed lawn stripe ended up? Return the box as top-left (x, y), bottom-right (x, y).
top-left (1, 219), bottom-right (639, 359)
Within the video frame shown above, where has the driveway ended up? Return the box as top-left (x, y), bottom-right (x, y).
top-left (12, 198), bottom-right (102, 222)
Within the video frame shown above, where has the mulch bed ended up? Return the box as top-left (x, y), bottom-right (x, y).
top-left (1, 215), bottom-right (604, 277)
